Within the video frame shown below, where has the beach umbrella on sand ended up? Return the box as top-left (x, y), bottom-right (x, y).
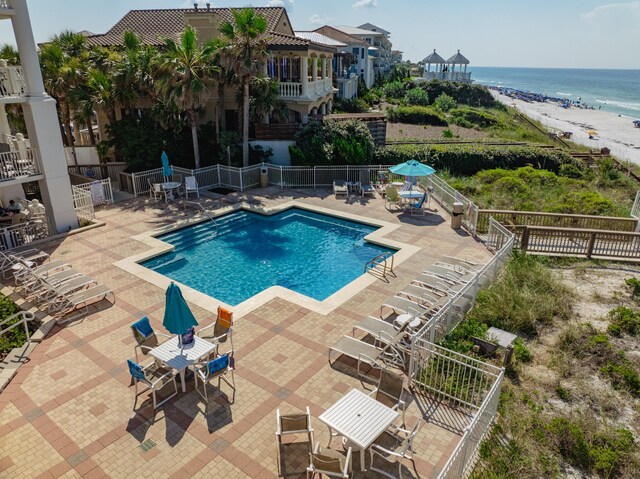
top-left (161, 151), bottom-right (173, 179)
top-left (163, 283), bottom-right (198, 340)
top-left (390, 160), bottom-right (436, 177)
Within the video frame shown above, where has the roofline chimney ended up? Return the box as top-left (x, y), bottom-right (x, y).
top-left (194, 3), bottom-right (198, 11)
top-left (206, 3), bottom-right (211, 10)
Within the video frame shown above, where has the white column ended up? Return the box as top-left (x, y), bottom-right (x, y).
top-left (327, 56), bottom-right (333, 79)
top-left (301, 56), bottom-right (309, 97)
top-left (311, 57), bottom-right (317, 82)
top-left (321, 58), bottom-right (327, 80)
top-left (262, 60), bottom-right (268, 76)
top-left (0, 104), bottom-right (10, 140)
top-left (23, 96), bottom-right (78, 232)
top-left (10, 0), bottom-right (45, 96)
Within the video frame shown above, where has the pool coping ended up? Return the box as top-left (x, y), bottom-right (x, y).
top-left (114, 201), bottom-right (420, 317)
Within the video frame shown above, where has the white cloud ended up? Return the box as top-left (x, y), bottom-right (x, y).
top-left (353, 0), bottom-right (378, 8)
top-left (266, 0), bottom-right (294, 9)
top-left (580, 2), bottom-right (640, 31)
top-left (308, 14), bottom-right (334, 25)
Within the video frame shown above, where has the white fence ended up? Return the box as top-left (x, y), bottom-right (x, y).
top-left (72, 179), bottom-right (114, 206)
top-left (408, 217), bottom-right (514, 479)
top-left (420, 174), bottom-right (478, 236)
top-left (0, 148), bottom-right (41, 182)
top-left (72, 187), bottom-right (95, 223)
top-left (0, 220), bottom-right (50, 251)
top-left (631, 190), bottom-right (640, 230)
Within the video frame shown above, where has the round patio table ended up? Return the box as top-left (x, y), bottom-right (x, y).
top-left (162, 181), bottom-right (181, 201)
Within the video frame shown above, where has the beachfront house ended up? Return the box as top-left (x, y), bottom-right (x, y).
top-left (312, 25), bottom-right (374, 89)
top-left (420, 49), bottom-right (472, 83)
top-left (83, 6), bottom-right (337, 134)
top-left (0, 0), bottom-right (78, 238)
top-left (332, 25), bottom-right (392, 80)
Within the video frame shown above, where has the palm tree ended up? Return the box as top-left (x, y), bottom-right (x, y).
top-left (114, 31), bottom-right (159, 109)
top-left (220, 8), bottom-right (269, 167)
top-left (249, 76), bottom-right (289, 124)
top-left (0, 44), bottom-right (19, 65)
top-left (156, 26), bottom-right (219, 169)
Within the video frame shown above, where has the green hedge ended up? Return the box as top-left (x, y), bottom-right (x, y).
top-left (450, 107), bottom-right (498, 128)
top-left (416, 80), bottom-right (498, 107)
top-left (374, 144), bottom-right (576, 176)
top-left (386, 106), bottom-right (448, 126)
top-left (0, 294), bottom-right (25, 356)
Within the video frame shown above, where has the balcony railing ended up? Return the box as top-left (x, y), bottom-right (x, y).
top-left (0, 148), bottom-right (41, 182)
top-left (337, 75), bottom-right (358, 100)
top-left (0, 65), bottom-right (27, 99)
top-left (423, 71), bottom-right (472, 82)
top-left (278, 78), bottom-right (334, 100)
top-left (0, 1), bottom-right (10, 10)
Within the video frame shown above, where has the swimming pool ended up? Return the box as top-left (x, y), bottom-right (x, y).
top-left (141, 208), bottom-right (396, 306)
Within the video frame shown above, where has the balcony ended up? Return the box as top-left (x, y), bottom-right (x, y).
top-left (0, 65), bottom-right (27, 100)
top-left (0, 147), bottom-right (42, 182)
top-left (278, 78), bottom-right (334, 101)
top-left (336, 74), bottom-right (358, 100)
top-left (0, 1), bottom-right (13, 20)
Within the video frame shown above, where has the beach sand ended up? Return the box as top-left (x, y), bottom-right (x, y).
top-left (491, 91), bottom-right (640, 165)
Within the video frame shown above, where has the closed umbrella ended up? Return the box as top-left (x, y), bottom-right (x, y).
top-left (163, 283), bottom-right (198, 342)
top-left (161, 151), bottom-right (173, 179)
top-left (389, 160), bottom-right (436, 177)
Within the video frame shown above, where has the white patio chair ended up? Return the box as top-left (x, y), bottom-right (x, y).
top-left (127, 358), bottom-right (177, 410)
top-left (369, 419), bottom-right (423, 479)
top-left (184, 175), bottom-right (200, 198)
top-left (149, 180), bottom-right (166, 202)
top-left (192, 351), bottom-right (236, 406)
top-left (307, 442), bottom-right (352, 479)
top-left (369, 368), bottom-right (407, 425)
top-left (276, 406), bottom-right (314, 473)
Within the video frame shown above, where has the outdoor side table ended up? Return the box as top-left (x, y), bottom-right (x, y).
top-left (318, 388), bottom-right (399, 471)
top-left (149, 336), bottom-right (217, 392)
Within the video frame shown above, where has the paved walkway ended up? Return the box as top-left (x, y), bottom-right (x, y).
top-left (0, 188), bottom-right (489, 478)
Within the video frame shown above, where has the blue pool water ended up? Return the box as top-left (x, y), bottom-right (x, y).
top-left (141, 208), bottom-right (395, 305)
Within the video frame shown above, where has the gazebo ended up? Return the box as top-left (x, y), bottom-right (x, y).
top-left (445, 50), bottom-right (470, 82)
top-left (421, 49), bottom-right (446, 80)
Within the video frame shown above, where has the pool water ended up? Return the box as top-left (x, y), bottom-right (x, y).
top-left (142, 208), bottom-right (395, 305)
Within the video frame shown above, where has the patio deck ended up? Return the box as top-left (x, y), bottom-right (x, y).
top-left (0, 187), bottom-right (490, 478)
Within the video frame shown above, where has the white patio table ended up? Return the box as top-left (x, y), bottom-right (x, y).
top-left (162, 181), bottom-right (182, 201)
top-left (318, 388), bottom-right (399, 471)
top-left (149, 336), bottom-right (216, 392)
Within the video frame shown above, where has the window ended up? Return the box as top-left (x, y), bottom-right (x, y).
top-left (352, 47), bottom-right (359, 56)
top-left (361, 48), bottom-right (364, 59)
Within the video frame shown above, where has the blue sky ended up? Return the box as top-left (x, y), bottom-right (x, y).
top-left (0, 0), bottom-right (638, 68)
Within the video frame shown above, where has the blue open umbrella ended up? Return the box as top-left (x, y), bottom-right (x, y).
top-left (389, 160), bottom-right (436, 177)
top-left (161, 151), bottom-right (173, 178)
top-left (163, 283), bottom-right (198, 336)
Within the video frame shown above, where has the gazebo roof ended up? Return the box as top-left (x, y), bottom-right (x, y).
top-left (446, 50), bottom-right (470, 64)
top-left (422, 49), bottom-right (445, 64)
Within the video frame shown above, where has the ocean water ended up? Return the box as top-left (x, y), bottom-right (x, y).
top-left (473, 67), bottom-right (640, 118)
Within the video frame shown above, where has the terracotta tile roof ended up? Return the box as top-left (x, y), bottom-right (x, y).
top-left (84, 7), bottom-right (286, 47)
top-left (312, 26), bottom-right (368, 47)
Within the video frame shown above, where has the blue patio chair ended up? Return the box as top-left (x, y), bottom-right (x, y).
top-left (192, 352), bottom-right (236, 405)
top-left (131, 316), bottom-right (171, 362)
top-left (408, 192), bottom-right (427, 216)
top-left (127, 359), bottom-right (177, 410)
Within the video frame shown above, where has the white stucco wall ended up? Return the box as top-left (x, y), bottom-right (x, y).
top-left (65, 146), bottom-right (100, 166)
top-left (250, 140), bottom-right (294, 166)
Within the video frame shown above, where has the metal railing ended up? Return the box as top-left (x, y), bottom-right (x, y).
top-left (72, 187), bottom-right (94, 223)
top-left (631, 190), bottom-right (640, 228)
top-left (183, 201), bottom-right (218, 236)
top-left (71, 179), bottom-right (114, 206)
top-left (421, 174), bottom-right (479, 235)
top-left (0, 148), bottom-right (41, 182)
top-left (0, 65), bottom-right (27, 99)
top-left (364, 251), bottom-right (395, 280)
top-left (0, 220), bottom-right (50, 251)
top-left (0, 311), bottom-right (36, 344)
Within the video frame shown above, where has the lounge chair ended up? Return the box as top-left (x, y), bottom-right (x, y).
top-left (353, 316), bottom-right (399, 340)
top-left (380, 296), bottom-right (425, 317)
top-left (385, 186), bottom-right (401, 210)
top-left (398, 284), bottom-right (447, 304)
top-left (411, 276), bottom-right (464, 294)
top-left (48, 284), bottom-right (114, 320)
top-left (358, 169), bottom-right (376, 197)
top-left (0, 249), bottom-right (49, 278)
top-left (20, 268), bottom-right (85, 295)
top-left (127, 359), bottom-right (177, 410)
top-left (333, 180), bottom-right (348, 198)
top-left (184, 175), bottom-right (199, 199)
top-left (423, 264), bottom-right (476, 283)
top-left (435, 255), bottom-right (484, 273)
top-left (13, 258), bottom-right (71, 284)
top-left (329, 329), bottom-right (408, 376)
top-left (34, 275), bottom-right (98, 304)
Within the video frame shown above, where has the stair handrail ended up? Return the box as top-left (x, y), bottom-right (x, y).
top-left (183, 201), bottom-right (218, 237)
top-left (364, 251), bottom-right (395, 279)
top-left (0, 311), bottom-right (35, 343)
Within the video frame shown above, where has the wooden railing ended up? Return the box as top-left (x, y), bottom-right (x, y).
top-left (253, 123), bottom-right (300, 141)
top-left (477, 209), bottom-right (637, 235)
top-left (516, 225), bottom-right (640, 260)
